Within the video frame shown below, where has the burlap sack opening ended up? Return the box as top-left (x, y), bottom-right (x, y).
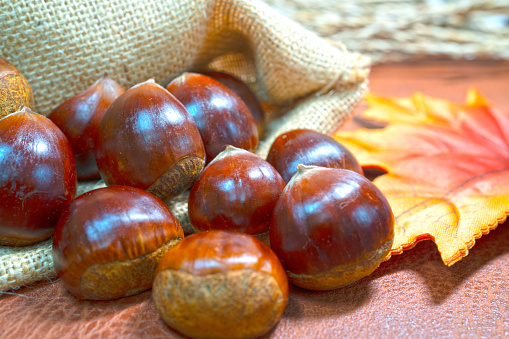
top-left (0, 0), bottom-right (369, 293)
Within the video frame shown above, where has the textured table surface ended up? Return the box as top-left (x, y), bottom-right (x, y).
top-left (1, 60), bottom-right (508, 338)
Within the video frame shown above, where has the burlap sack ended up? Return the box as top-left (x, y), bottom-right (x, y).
top-left (0, 0), bottom-right (369, 293)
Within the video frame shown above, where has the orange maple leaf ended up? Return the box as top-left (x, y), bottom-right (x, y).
top-left (334, 89), bottom-right (509, 266)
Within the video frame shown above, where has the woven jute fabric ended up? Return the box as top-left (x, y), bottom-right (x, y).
top-left (0, 181), bottom-right (97, 293)
top-left (0, 0), bottom-right (369, 293)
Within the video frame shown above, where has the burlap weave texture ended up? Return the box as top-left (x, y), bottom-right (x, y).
top-left (0, 0), bottom-right (369, 293)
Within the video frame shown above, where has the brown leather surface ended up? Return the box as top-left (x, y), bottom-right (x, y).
top-left (1, 61), bottom-right (508, 338)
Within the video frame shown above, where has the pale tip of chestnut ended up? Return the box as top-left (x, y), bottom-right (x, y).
top-left (208, 145), bottom-right (248, 165)
top-left (290, 164), bottom-right (320, 183)
top-left (65, 73), bottom-right (119, 103)
top-left (296, 163), bottom-right (319, 173)
top-left (90, 73), bottom-right (114, 87)
top-left (224, 144), bottom-right (242, 152)
top-left (6, 106), bottom-right (42, 120)
top-left (16, 106), bottom-right (35, 115)
top-left (130, 78), bottom-right (159, 89)
top-left (170, 72), bottom-right (191, 86)
top-left (95, 72), bottom-right (111, 82)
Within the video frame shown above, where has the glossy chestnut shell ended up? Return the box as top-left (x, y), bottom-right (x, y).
top-left (188, 146), bottom-right (285, 235)
top-left (267, 129), bottom-right (363, 183)
top-left (270, 166), bottom-right (394, 290)
top-left (95, 79), bottom-right (206, 200)
top-left (166, 72), bottom-right (258, 163)
top-left (0, 107), bottom-right (77, 246)
top-left (48, 74), bottom-right (125, 180)
top-left (200, 71), bottom-right (265, 136)
top-left (153, 230), bottom-right (288, 339)
top-left (0, 57), bottom-right (35, 119)
top-left (53, 186), bottom-right (184, 300)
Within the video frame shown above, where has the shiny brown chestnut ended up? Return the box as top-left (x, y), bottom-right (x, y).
top-left (48, 74), bottom-right (125, 180)
top-left (153, 230), bottom-right (288, 339)
top-left (200, 71), bottom-right (265, 136)
top-left (267, 129), bottom-right (363, 183)
top-left (270, 165), bottom-right (394, 290)
top-left (0, 57), bottom-right (35, 119)
top-left (95, 79), bottom-right (206, 200)
top-left (0, 107), bottom-right (77, 246)
top-left (188, 146), bottom-right (285, 236)
top-left (53, 186), bottom-right (184, 300)
top-left (166, 72), bottom-right (258, 163)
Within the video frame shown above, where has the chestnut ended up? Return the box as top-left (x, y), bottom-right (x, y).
top-left (200, 70), bottom-right (265, 136)
top-left (153, 230), bottom-right (288, 339)
top-left (188, 146), bottom-right (285, 236)
top-left (166, 72), bottom-right (258, 163)
top-left (267, 129), bottom-right (363, 183)
top-left (0, 107), bottom-right (77, 246)
top-left (52, 186), bottom-right (184, 300)
top-left (0, 57), bottom-right (35, 119)
top-left (48, 74), bottom-right (125, 180)
top-left (95, 79), bottom-right (206, 200)
top-left (270, 165), bottom-right (394, 290)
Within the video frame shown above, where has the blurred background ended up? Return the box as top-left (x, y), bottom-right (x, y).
top-left (264, 0), bottom-right (509, 63)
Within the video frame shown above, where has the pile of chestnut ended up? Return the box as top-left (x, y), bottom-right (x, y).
top-left (0, 64), bottom-right (394, 339)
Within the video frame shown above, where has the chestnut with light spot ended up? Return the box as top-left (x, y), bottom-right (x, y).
top-left (153, 230), bottom-right (288, 339)
top-left (270, 165), bottom-right (394, 290)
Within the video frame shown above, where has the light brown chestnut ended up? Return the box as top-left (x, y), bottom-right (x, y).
top-left (53, 186), bottom-right (184, 300)
top-left (153, 230), bottom-right (288, 339)
top-left (48, 74), bottom-right (125, 180)
top-left (166, 72), bottom-right (258, 163)
top-left (95, 79), bottom-right (206, 200)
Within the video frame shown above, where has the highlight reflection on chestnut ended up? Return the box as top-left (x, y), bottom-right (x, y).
top-left (153, 230), bottom-right (288, 339)
top-left (48, 74), bottom-right (125, 180)
top-left (267, 129), bottom-right (363, 183)
top-left (166, 73), bottom-right (258, 163)
top-left (53, 186), bottom-right (184, 300)
top-left (0, 107), bottom-right (77, 246)
top-left (188, 146), bottom-right (285, 236)
top-left (199, 70), bottom-right (265, 136)
top-left (95, 79), bottom-right (206, 200)
top-left (270, 166), bottom-right (394, 290)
